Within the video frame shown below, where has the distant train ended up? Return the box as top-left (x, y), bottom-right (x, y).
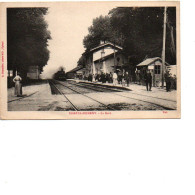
top-left (53, 68), bottom-right (66, 81)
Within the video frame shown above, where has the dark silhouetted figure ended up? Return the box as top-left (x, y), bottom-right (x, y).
top-left (125, 72), bottom-right (130, 87)
top-left (145, 70), bottom-right (152, 91)
top-left (164, 70), bottom-right (172, 92)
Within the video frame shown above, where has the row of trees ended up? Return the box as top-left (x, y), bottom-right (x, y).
top-left (78, 7), bottom-right (176, 68)
top-left (7, 8), bottom-right (51, 79)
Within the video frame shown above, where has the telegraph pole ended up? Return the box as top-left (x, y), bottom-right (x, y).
top-left (161, 7), bottom-right (167, 88)
top-left (114, 41), bottom-right (116, 71)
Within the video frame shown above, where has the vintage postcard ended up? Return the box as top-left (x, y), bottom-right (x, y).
top-left (0, 1), bottom-right (180, 119)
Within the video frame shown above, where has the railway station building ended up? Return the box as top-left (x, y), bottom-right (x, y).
top-left (83, 41), bottom-right (128, 80)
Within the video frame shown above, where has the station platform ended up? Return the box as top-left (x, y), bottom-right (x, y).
top-left (70, 79), bottom-right (177, 102)
top-left (8, 81), bottom-right (51, 103)
top-left (7, 80), bottom-right (62, 111)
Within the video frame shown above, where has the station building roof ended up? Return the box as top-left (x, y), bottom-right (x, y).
top-left (90, 41), bottom-right (123, 52)
top-left (137, 57), bottom-right (170, 67)
top-left (67, 66), bottom-right (84, 73)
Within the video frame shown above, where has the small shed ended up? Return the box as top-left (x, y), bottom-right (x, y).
top-left (136, 57), bottom-right (170, 87)
top-left (27, 65), bottom-right (41, 80)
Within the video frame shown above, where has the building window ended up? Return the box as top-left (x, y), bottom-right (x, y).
top-left (155, 65), bottom-right (161, 74)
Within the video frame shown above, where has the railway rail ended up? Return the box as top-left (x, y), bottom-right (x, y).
top-left (49, 80), bottom-right (116, 111)
top-left (71, 81), bottom-right (176, 103)
top-left (60, 80), bottom-right (175, 110)
top-left (49, 80), bottom-right (78, 111)
top-left (8, 80), bottom-right (175, 111)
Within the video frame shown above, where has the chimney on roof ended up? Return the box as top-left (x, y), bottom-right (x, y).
top-left (100, 40), bottom-right (105, 45)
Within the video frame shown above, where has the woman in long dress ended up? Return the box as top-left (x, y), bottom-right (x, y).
top-left (13, 74), bottom-right (22, 96)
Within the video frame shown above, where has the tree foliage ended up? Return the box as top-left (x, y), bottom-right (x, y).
top-left (109, 7), bottom-right (176, 65)
top-left (77, 55), bottom-right (86, 66)
top-left (81, 7), bottom-right (176, 67)
top-left (83, 15), bottom-right (124, 51)
top-left (7, 8), bottom-right (51, 76)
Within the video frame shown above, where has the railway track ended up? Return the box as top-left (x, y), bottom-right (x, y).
top-left (70, 81), bottom-right (176, 103)
top-left (67, 80), bottom-right (122, 93)
top-left (62, 80), bottom-right (176, 110)
top-left (49, 80), bottom-right (116, 111)
top-left (49, 80), bottom-right (78, 111)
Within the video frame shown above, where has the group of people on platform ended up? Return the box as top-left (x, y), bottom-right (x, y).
top-left (85, 69), bottom-right (174, 92)
top-left (91, 71), bottom-right (130, 87)
top-left (11, 69), bottom-right (174, 98)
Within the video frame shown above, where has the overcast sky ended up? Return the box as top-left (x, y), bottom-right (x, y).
top-left (41, 3), bottom-right (116, 78)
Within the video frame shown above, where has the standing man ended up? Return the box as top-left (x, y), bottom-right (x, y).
top-left (164, 70), bottom-right (171, 92)
top-left (145, 70), bottom-right (152, 91)
top-left (118, 70), bottom-right (122, 84)
top-left (109, 72), bottom-right (113, 83)
top-left (125, 72), bottom-right (130, 87)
